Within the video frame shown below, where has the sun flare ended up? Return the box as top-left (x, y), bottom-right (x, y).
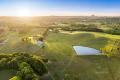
top-left (16, 8), bottom-right (32, 17)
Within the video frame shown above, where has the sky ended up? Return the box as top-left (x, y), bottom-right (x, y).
top-left (0, 0), bottom-right (120, 16)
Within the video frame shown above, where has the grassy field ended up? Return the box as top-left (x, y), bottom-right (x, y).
top-left (0, 28), bottom-right (120, 80)
top-left (42, 31), bottom-right (120, 80)
top-left (0, 17), bottom-right (120, 80)
top-left (0, 28), bottom-right (47, 53)
top-left (0, 69), bottom-right (16, 80)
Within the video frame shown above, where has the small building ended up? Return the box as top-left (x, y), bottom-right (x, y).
top-left (36, 40), bottom-right (44, 46)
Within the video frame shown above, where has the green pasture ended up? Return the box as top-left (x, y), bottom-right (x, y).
top-left (43, 31), bottom-right (120, 80)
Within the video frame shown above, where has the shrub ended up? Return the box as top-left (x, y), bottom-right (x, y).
top-left (101, 40), bottom-right (120, 56)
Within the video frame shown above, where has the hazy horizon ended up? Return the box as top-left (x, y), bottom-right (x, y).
top-left (0, 0), bottom-right (120, 16)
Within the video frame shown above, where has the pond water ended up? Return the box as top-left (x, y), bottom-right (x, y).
top-left (73, 46), bottom-right (101, 55)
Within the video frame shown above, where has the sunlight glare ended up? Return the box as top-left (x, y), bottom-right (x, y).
top-left (16, 8), bottom-right (33, 17)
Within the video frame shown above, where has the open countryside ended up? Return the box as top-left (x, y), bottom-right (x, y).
top-left (0, 0), bottom-right (120, 80)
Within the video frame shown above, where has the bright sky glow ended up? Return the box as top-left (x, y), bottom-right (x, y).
top-left (16, 8), bottom-right (32, 17)
top-left (0, 0), bottom-right (120, 16)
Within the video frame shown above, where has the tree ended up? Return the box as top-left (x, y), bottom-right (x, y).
top-left (17, 62), bottom-right (38, 80)
top-left (9, 76), bottom-right (20, 80)
top-left (29, 58), bottom-right (48, 76)
top-left (0, 53), bottom-right (48, 80)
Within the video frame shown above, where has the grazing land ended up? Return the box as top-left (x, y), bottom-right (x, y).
top-left (44, 31), bottom-right (120, 80)
top-left (0, 16), bottom-right (120, 80)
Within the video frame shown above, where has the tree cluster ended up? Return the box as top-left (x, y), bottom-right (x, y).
top-left (0, 53), bottom-right (48, 80)
top-left (101, 40), bottom-right (120, 57)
